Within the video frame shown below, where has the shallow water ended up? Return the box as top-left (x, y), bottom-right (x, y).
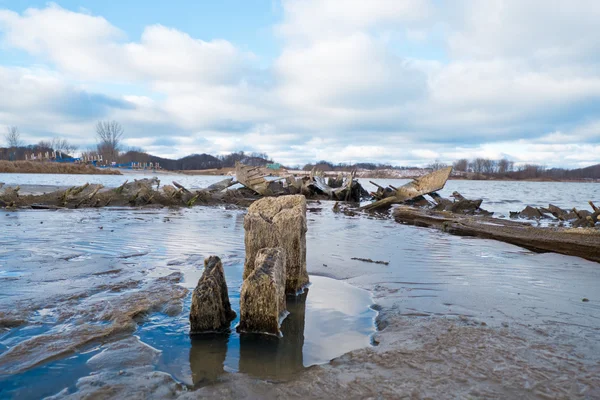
top-left (0, 207), bottom-right (376, 399)
top-left (364, 178), bottom-right (600, 216)
top-left (0, 176), bottom-right (599, 398)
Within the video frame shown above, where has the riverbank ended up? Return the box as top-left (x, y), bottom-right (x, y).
top-left (0, 161), bottom-right (121, 175)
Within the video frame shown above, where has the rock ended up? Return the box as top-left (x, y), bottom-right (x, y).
top-left (244, 195), bottom-right (308, 294)
top-left (189, 256), bottom-right (236, 334)
top-left (238, 248), bottom-right (287, 335)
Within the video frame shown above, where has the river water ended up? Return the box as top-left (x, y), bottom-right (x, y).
top-left (0, 173), bottom-right (599, 399)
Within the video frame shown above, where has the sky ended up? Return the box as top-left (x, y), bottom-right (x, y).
top-left (0, 1), bottom-right (599, 168)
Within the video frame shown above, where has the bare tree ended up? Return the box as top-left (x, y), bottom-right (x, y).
top-left (96, 121), bottom-right (124, 162)
top-left (497, 158), bottom-right (512, 174)
top-left (428, 160), bottom-right (448, 170)
top-left (51, 138), bottom-right (78, 157)
top-left (37, 140), bottom-right (52, 150)
top-left (5, 126), bottom-right (23, 148)
top-left (453, 159), bottom-right (469, 172)
top-left (470, 158), bottom-right (487, 174)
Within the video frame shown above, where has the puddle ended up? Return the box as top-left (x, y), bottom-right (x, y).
top-left (137, 275), bottom-right (376, 387)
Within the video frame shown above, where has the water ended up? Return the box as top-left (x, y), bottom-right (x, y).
top-left (0, 174), bottom-right (599, 398)
top-left (0, 172), bottom-right (224, 190)
top-left (0, 207), bottom-right (376, 399)
top-left (363, 178), bottom-right (600, 216)
top-left (138, 275), bottom-right (375, 387)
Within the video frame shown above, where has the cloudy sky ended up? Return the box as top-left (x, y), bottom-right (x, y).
top-left (0, 1), bottom-right (599, 167)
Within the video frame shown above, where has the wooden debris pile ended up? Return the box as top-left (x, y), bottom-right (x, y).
top-left (235, 162), bottom-right (368, 202)
top-left (0, 178), bottom-right (254, 210)
top-left (510, 202), bottom-right (599, 227)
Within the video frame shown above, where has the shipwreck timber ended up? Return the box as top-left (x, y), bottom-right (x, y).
top-left (362, 167), bottom-right (453, 211)
top-left (394, 206), bottom-right (600, 263)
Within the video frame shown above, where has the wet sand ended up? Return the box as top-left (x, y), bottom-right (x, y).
top-left (1, 204), bottom-right (600, 399)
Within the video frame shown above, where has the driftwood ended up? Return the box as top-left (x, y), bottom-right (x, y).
top-left (206, 178), bottom-right (237, 192)
top-left (511, 202), bottom-right (598, 227)
top-left (394, 206), bottom-right (600, 263)
top-left (173, 181), bottom-right (192, 195)
top-left (362, 167), bottom-right (453, 211)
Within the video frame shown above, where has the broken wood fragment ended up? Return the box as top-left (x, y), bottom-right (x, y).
top-left (114, 180), bottom-right (129, 194)
top-left (173, 181), bottom-right (192, 194)
top-left (235, 162), bottom-right (271, 196)
top-left (362, 167), bottom-right (453, 211)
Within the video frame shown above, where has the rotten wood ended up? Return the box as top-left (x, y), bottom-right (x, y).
top-left (173, 181), bottom-right (192, 194)
top-left (394, 206), bottom-right (600, 264)
top-left (362, 167), bottom-right (453, 211)
top-left (235, 162), bottom-right (271, 195)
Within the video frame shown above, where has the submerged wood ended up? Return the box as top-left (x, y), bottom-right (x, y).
top-left (189, 256), bottom-right (236, 334)
top-left (244, 195), bottom-right (308, 294)
top-left (394, 206), bottom-right (600, 263)
top-left (237, 248), bottom-right (287, 336)
top-left (362, 167), bottom-right (453, 211)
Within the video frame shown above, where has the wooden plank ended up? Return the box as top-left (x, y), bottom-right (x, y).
top-left (362, 167), bottom-right (452, 211)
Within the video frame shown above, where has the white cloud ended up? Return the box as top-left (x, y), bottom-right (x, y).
top-left (0, 2), bottom-right (599, 168)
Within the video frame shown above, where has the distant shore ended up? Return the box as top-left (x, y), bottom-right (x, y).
top-left (1, 162), bottom-right (597, 183)
top-left (0, 161), bottom-right (121, 175)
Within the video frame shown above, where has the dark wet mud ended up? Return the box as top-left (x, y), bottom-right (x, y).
top-left (1, 200), bottom-right (600, 399)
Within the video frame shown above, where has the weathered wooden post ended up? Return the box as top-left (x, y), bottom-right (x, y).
top-left (243, 194), bottom-right (308, 295)
top-left (238, 247), bottom-right (288, 336)
top-left (189, 256), bottom-right (236, 334)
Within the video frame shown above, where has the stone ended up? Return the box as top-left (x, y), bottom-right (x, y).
top-left (189, 256), bottom-right (236, 334)
top-left (244, 195), bottom-right (308, 294)
top-left (238, 248), bottom-right (287, 335)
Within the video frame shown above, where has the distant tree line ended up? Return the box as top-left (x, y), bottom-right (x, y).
top-left (451, 158), bottom-right (516, 174)
top-left (1, 126), bottom-right (78, 161)
top-left (451, 157), bottom-right (600, 180)
top-left (302, 160), bottom-right (424, 172)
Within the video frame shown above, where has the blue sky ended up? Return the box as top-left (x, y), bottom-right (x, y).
top-left (0, 0), bottom-right (599, 167)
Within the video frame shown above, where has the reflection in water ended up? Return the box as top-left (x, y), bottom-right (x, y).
top-left (189, 333), bottom-right (230, 387)
top-left (189, 291), bottom-right (309, 382)
top-left (238, 291), bottom-right (307, 379)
